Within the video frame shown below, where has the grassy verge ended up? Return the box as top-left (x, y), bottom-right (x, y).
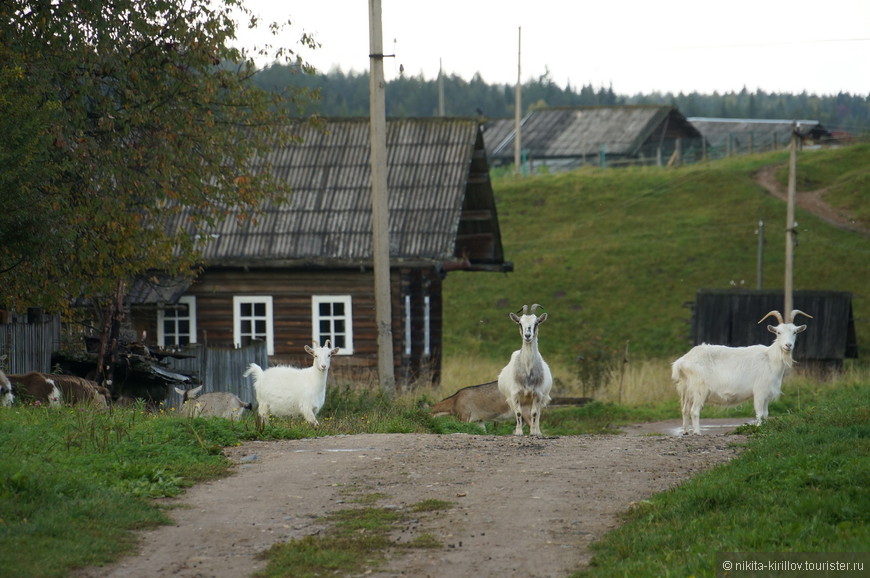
top-left (573, 382), bottom-right (870, 577)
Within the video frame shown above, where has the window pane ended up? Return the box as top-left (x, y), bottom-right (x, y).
top-left (333, 302), bottom-right (344, 316)
top-left (241, 303), bottom-right (252, 316)
top-left (319, 302), bottom-right (330, 316)
top-left (334, 335), bottom-right (345, 348)
top-left (178, 320), bottom-right (189, 334)
top-left (255, 320), bottom-right (266, 335)
top-left (334, 320), bottom-right (345, 333)
top-left (254, 302), bottom-right (266, 316)
top-left (241, 320), bottom-right (251, 334)
top-left (320, 320), bottom-right (330, 333)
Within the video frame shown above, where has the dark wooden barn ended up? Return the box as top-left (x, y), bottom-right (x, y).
top-left (485, 105), bottom-right (705, 171)
top-left (129, 118), bottom-right (512, 386)
top-left (689, 289), bottom-right (858, 366)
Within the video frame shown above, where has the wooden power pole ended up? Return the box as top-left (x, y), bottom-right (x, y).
top-left (368, 0), bottom-right (395, 391)
top-left (513, 27), bottom-right (522, 175)
top-left (784, 121), bottom-right (798, 321)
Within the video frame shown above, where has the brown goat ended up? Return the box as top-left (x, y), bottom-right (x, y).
top-left (7, 372), bottom-right (108, 407)
top-left (431, 381), bottom-right (530, 428)
top-left (5, 372), bottom-right (63, 406)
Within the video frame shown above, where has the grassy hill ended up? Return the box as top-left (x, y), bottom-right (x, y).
top-left (442, 143), bottom-right (870, 377)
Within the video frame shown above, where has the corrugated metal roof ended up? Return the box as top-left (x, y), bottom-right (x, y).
top-left (687, 117), bottom-right (831, 149)
top-left (486, 106), bottom-right (702, 161)
top-left (175, 118), bottom-right (497, 267)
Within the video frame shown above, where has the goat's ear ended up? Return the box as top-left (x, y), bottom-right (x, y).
top-left (509, 312), bottom-right (521, 323)
top-left (536, 313), bottom-right (548, 325)
top-left (174, 387), bottom-right (185, 395)
top-left (304, 345), bottom-right (315, 356)
top-left (767, 324), bottom-right (778, 334)
top-left (330, 347), bottom-right (340, 356)
top-left (796, 325), bottom-right (807, 334)
top-left (188, 385), bottom-right (203, 397)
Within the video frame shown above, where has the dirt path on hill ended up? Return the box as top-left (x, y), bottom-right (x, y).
top-left (754, 165), bottom-right (870, 237)
top-left (73, 419), bottom-right (749, 578)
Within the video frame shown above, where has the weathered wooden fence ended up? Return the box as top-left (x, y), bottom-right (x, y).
top-left (162, 341), bottom-right (268, 410)
top-left (0, 317), bottom-right (61, 374)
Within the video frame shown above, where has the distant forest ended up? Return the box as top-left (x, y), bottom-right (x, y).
top-left (253, 64), bottom-right (870, 135)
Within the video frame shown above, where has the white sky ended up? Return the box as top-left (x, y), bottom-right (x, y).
top-left (234, 0), bottom-right (870, 96)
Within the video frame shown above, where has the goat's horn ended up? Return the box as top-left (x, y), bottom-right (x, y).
top-left (530, 304), bottom-right (545, 314)
top-left (757, 310), bottom-right (784, 325)
top-left (791, 309), bottom-right (813, 322)
top-left (516, 305), bottom-right (529, 315)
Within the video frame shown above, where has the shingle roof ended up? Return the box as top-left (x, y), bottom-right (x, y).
top-left (486, 105), bottom-right (702, 161)
top-left (687, 117), bottom-right (831, 149)
top-left (177, 118), bottom-right (505, 269)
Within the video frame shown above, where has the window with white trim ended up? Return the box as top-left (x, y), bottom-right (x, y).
top-left (312, 295), bottom-right (353, 354)
top-left (158, 296), bottom-right (196, 347)
top-left (233, 296), bottom-right (274, 355)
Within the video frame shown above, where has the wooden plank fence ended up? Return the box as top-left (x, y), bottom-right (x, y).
top-left (163, 341), bottom-right (268, 410)
top-left (0, 317), bottom-right (61, 374)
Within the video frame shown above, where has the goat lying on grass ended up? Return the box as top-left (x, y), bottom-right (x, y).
top-left (672, 309), bottom-right (812, 435)
top-left (5, 371), bottom-right (63, 407)
top-left (430, 380), bottom-right (530, 428)
top-left (498, 304), bottom-right (553, 436)
top-left (174, 385), bottom-right (252, 421)
top-left (1, 371), bottom-right (14, 407)
top-left (244, 340), bottom-right (340, 425)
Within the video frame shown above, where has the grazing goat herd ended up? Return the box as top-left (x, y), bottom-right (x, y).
top-left (1, 306), bottom-right (812, 437)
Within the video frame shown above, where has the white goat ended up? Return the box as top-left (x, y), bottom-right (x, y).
top-left (497, 304), bottom-right (553, 436)
top-left (174, 385), bottom-right (252, 421)
top-left (243, 340), bottom-right (340, 425)
top-left (1, 371), bottom-right (14, 407)
top-left (672, 309), bottom-right (812, 435)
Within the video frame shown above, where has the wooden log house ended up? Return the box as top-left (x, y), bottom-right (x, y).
top-left (129, 118), bottom-right (512, 386)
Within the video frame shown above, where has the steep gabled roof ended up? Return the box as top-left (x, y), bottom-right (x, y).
top-left (486, 105), bottom-right (702, 161)
top-left (687, 117), bottom-right (832, 149)
top-left (175, 118), bottom-right (508, 271)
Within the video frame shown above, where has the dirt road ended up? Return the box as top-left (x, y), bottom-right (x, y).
top-left (74, 419), bottom-right (748, 578)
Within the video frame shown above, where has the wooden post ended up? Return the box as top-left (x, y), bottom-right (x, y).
top-left (756, 219), bottom-right (764, 289)
top-left (368, 0), bottom-right (395, 391)
top-left (784, 121), bottom-right (798, 320)
top-left (513, 27), bottom-right (522, 175)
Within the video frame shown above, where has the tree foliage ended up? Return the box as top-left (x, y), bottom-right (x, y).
top-left (0, 0), bottom-right (318, 315)
top-left (253, 64), bottom-right (870, 134)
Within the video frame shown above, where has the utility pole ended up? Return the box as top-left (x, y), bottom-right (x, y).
top-left (368, 0), bottom-right (395, 391)
top-left (756, 219), bottom-right (764, 289)
top-left (513, 26), bottom-right (522, 175)
top-left (438, 58), bottom-right (445, 117)
top-left (784, 121), bottom-right (798, 321)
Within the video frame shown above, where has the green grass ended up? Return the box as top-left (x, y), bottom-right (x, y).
top-left (573, 383), bottom-right (870, 577)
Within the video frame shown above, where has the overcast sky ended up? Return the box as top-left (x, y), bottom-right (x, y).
top-left (234, 0), bottom-right (870, 96)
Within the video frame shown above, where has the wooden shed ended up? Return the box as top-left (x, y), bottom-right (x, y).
top-left (687, 117), bottom-right (833, 156)
top-left (689, 289), bottom-right (858, 366)
top-left (129, 118), bottom-right (512, 386)
top-left (485, 105), bottom-right (704, 171)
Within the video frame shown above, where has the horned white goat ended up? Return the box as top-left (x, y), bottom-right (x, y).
top-left (672, 309), bottom-right (812, 435)
top-left (243, 340), bottom-right (340, 425)
top-left (497, 304), bottom-right (553, 436)
top-left (174, 385), bottom-right (253, 421)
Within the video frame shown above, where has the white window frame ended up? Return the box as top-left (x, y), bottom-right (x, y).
top-left (233, 295), bottom-right (274, 355)
top-left (312, 295), bottom-right (353, 355)
top-left (157, 296), bottom-right (197, 347)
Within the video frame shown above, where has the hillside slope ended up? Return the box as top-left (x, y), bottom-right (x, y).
top-left (442, 143), bottom-right (870, 367)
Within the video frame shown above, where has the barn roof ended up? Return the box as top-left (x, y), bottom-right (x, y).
top-left (486, 105), bottom-right (703, 162)
top-left (172, 117), bottom-right (509, 272)
top-left (687, 117), bottom-right (832, 149)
